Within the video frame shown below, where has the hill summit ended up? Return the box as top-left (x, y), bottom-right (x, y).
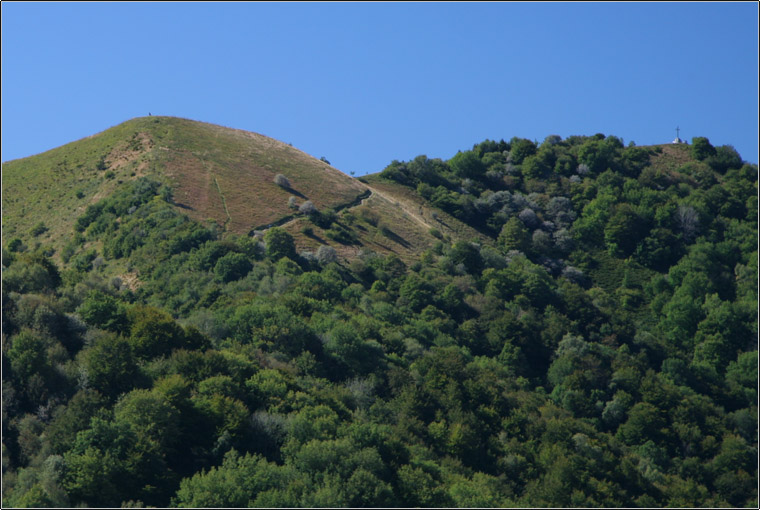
top-left (3, 116), bottom-right (366, 245)
top-left (3, 117), bottom-right (489, 265)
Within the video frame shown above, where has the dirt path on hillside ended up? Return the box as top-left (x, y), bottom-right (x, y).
top-left (253, 185), bottom-right (434, 237)
top-left (362, 186), bottom-right (435, 231)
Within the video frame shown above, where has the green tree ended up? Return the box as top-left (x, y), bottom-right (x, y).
top-left (448, 241), bottom-right (483, 274)
top-left (616, 402), bottom-right (665, 445)
top-left (604, 204), bottom-right (647, 257)
top-left (498, 217), bottom-right (530, 253)
top-left (77, 291), bottom-right (128, 332)
top-left (62, 417), bottom-right (139, 507)
top-left (7, 329), bottom-right (50, 382)
top-left (62, 417), bottom-right (172, 507)
top-left (691, 136), bottom-right (717, 161)
top-left (398, 273), bottom-right (434, 312)
top-left (173, 450), bottom-right (299, 507)
top-left (707, 145), bottom-right (743, 174)
top-left (634, 227), bottom-right (682, 271)
top-left (114, 389), bottom-right (182, 453)
top-left (724, 351), bottom-right (757, 405)
top-left (397, 463), bottom-right (451, 507)
top-left (288, 404), bottom-right (341, 444)
top-left (522, 153), bottom-right (551, 180)
top-left (127, 305), bottom-right (188, 360)
top-left (47, 389), bottom-right (108, 455)
top-left (230, 302), bottom-right (317, 356)
top-left (509, 138), bottom-right (537, 165)
top-left (1, 251), bottom-right (61, 294)
top-left (214, 252), bottom-right (253, 282)
top-left (325, 321), bottom-right (384, 377)
top-left (78, 333), bottom-right (140, 399)
top-left (449, 150), bottom-right (486, 180)
top-left (264, 227), bottom-right (297, 261)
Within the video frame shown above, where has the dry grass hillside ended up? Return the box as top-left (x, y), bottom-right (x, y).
top-left (2, 117), bottom-right (368, 257)
top-left (2, 116), bottom-right (490, 265)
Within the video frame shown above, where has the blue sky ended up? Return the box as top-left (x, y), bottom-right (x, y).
top-left (2, 2), bottom-right (758, 175)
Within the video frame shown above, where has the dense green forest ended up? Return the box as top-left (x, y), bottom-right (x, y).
top-left (2, 132), bottom-right (757, 507)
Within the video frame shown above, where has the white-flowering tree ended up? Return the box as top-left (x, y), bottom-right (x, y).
top-left (299, 201), bottom-right (317, 215)
top-left (316, 245), bottom-right (337, 265)
top-left (273, 174), bottom-right (290, 188)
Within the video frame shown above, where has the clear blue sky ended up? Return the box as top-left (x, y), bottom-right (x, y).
top-left (2, 2), bottom-right (758, 175)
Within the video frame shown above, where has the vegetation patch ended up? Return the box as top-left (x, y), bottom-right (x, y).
top-left (2, 124), bottom-right (756, 508)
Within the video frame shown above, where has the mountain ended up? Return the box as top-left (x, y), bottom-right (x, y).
top-left (3, 117), bottom-right (365, 250)
top-left (2, 116), bottom-right (486, 266)
top-left (2, 121), bottom-right (757, 508)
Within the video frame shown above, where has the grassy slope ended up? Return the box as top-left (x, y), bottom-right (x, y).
top-left (149, 117), bottom-right (368, 234)
top-left (2, 119), bottom-right (157, 258)
top-left (2, 116), bottom-right (368, 259)
top-left (3, 116), bottom-right (499, 267)
top-left (280, 174), bottom-right (496, 264)
top-left (647, 143), bottom-right (694, 170)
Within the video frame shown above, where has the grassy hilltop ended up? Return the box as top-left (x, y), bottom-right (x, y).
top-left (3, 117), bottom-right (365, 250)
top-left (3, 116), bottom-right (488, 267)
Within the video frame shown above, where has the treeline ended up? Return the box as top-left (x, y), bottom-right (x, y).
top-left (1, 133), bottom-right (757, 507)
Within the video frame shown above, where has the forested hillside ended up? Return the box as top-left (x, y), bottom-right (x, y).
top-left (2, 129), bottom-right (757, 508)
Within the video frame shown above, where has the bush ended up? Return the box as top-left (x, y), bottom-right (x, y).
top-left (77, 291), bottom-right (128, 332)
top-left (378, 224), bottom-right (393, 238)
top-left (264, 227), bottom-right (297, 261)
top-left (30, 222), bottom-right (48, 237)
top-left (691, 137), bottom-right (716, 161)
top-left (316, 245), bottom-right (338, 265)
top-left (7, 237), bottom-right (25, 252)
top-left (449, 150), bottom-right (486, 180)
top-left (214, 252), bottom-right (253, 282)
top-left (299, 201), bottom-right (317, 215)
top-left (325, 224), bottom-right (356, 245)
top-left (273, 174), bottom-right (290, 188)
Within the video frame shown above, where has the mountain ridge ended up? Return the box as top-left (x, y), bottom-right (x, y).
top-left (2, 116), bottom-right (484, 266)
top-left (1, 116), bottom-right (756, 509)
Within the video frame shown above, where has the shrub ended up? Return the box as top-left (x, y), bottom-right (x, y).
top-left (691, 137), bottom-right (716, 161)
top-left (264, 227), bottom-right (297, 261)
top-left (77, 291), bottom-right (128, 332)
top-left (299, 201), bottom-right (317, 215)
top-left (7, 237), bottom-right (25, 252)
top-left (30, 222), bottom-right (48, 237)
top-left (378, 224), bottom-right (393, 238)
top-left (273, 174), bottom-right (290, 188)
top-left (326, 224), bottom-right (356, 245)
top-left (215, 252), bottom-right (253, 282)
top-left (518, 208), bottom-right (540, 229)
top-left (316, 245), bottom-right (338, 265)
top-left (449, 150), bottom-right (486, 180)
